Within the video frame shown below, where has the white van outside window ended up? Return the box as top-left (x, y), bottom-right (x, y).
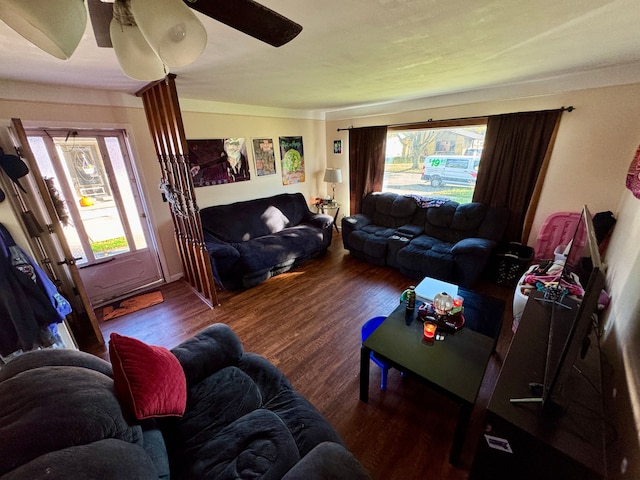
top-left (421, 155), bottom-right (480, 188)
top-left (382, 123), bottom-right (486, 204)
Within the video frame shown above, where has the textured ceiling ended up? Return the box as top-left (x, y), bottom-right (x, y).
top-left (1, 0), bottom-right (640, 114)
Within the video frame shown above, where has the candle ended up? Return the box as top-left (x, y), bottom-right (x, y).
top-left (451, 295), bottom-right (464, 314)
top-left (423, 322), bottom-right (436, 339)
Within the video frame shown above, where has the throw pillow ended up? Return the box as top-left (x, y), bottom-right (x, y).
top-left (109, 333), bottom-right (187, 420)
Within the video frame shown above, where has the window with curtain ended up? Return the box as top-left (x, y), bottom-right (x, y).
top-left (382, 121), bottom-right (487, 204)
top-left (348, 108), bottom-right (565, 238)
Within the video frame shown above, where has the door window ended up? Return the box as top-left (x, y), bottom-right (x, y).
top-left (26, 129), bottom-right (163, 306)
top-left (27, 132), bottom-right (147, 265)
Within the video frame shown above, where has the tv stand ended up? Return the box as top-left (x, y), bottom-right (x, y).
top-left (469, 292), bottom-right (605, 480)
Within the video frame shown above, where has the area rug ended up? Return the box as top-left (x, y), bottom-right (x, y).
top-left (101, 291), bottom-right (164, 321)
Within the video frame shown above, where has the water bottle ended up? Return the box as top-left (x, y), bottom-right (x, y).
top-left (400, 286), bottom-right (416, 312)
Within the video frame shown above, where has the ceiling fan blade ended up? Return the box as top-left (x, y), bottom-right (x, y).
top-left (184, 0), bottom-right (302, 47)
top-left (87, 0), bottom-right (114, 47)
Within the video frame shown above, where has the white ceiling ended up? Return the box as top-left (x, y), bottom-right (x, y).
top-left (1, 0), bottom-right (640, 115)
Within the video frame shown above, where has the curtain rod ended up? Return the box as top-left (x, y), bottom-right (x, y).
top-left (336, 105), bottom-right (575, 131)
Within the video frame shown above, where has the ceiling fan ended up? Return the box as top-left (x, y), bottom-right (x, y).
top-left (87, 0), bottom-right (303, 49)
top-left (0, 0), bottom-right (302, 80)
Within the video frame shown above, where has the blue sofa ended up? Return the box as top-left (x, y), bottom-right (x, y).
top-left (0, 324), bottom-right (371, 479)
top-left (342, 192), bottom-right (508, 287)
top-left (199, 193), bottom-right (334, 290)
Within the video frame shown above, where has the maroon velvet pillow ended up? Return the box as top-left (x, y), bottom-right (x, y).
top-left (109, 333), bottom-right (187, 420)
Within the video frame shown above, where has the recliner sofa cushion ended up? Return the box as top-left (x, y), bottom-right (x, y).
top-left (234, 226), bottom-right (324, 274)
top-left (176, 366), bottom-right (263, 441)
top-left (363, 192), bottom-right (417, 228)
top-left (0, 365), bottom-right (143, 476)
top-left (422, 202), bottom-right (486, 243)
top-left (1, 439), bottom-right (158, 480)
top-left (200, 193), bottom-right (312, 243)
top-left (166, 408), bottom-right (301, 480)
top-left (171, 323), bottom-right (244, 387)
top-left (237, 354), bottom-right (344, 457)
top-left (160, 354), bottom-right (305, 480)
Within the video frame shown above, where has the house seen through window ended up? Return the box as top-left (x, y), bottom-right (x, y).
top-left (382, 122), bottom-right (487, 204)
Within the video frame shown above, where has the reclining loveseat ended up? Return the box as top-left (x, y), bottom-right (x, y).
top-left (342, 192), bottom-right (508, 287)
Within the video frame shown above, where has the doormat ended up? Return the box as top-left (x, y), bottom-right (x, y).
top-left (101, 291), bottom-right (164, 321)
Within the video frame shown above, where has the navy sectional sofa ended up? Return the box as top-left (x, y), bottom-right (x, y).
top-left (342, 192), bottom-right (508, 287)
top-left (0, 324), bottom-right (371, 480)
top-left (199, 193), bottom-right (334, 290)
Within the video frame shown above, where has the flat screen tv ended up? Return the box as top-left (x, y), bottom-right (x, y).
top-left (541, 205), bottom-right (605, 412)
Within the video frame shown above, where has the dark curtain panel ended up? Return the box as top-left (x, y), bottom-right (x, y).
top-left (349, 126), bottom-right (388, 214)
top-left (473, 109), bottom-right (562, 242)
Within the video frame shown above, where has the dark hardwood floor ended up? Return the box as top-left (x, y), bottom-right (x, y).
top-left (87, 236), bottom-right (515, 480)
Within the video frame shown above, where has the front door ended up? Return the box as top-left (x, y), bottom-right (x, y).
top-left (26, 128), bottom-right (164, 306)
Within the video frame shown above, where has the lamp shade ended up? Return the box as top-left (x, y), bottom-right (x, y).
top-left (0, 0), bottom-right (86, 60)
top-left (130, 0), bottom-right (207, 68)
top-left (323, 168), bottom-right (342, 184)
top-left (110, 17), bottom-right (166, 81)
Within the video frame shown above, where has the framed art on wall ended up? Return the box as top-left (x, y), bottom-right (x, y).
top-left (251, 138), bottom-right (277, 176)
top-left (279, 136), bottom-right (305, 185)
top-left (187, 138), bottom-right (250, 187)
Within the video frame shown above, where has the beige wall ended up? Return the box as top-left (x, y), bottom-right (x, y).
top-left (180, 111), bottom-right (327, 208)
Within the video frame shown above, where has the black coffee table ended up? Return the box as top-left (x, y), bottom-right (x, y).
top-left (359, 285), bottom-right (504, 465)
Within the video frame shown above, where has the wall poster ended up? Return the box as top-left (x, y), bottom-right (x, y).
top-left (279, 136), bottom-right (305, 185)
top-left (251, 138), bottom-right (277, 176)
top-left (187, 138), bottom-right (250, 187)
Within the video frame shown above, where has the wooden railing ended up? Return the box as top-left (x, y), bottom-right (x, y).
top-left (136, 75), bottom-right (218, 307)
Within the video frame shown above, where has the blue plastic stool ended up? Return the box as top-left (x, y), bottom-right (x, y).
top-left (361, 316), bottom-right (393, 391)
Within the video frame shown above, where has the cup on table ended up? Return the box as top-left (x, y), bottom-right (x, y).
top-left (423, 322), bottom-right (437, 339)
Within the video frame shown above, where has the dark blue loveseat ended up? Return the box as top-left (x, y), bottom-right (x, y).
top-left (200, 193), bottom-right (334, 290)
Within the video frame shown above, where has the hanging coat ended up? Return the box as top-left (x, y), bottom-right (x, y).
top-left (0, 223), bottom-right (71, 356)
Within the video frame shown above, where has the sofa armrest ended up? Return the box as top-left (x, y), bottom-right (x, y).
top-left (342, 214), bottom-right (371, 230)
top-left (282, 442), bottom-right (372, 480)
top-left (171, 324), bottom-right (244, 386)
top-left (304, 212), bottom-right (334, 229)
top-left (341, 214), bottom-right (372, 250)
top-left (451, 237), bottom-right (495, 257)
top-left (204, 236), bottom-right (240, 262)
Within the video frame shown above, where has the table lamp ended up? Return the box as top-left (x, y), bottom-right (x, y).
top-left (323, 168), bottom-right (342, 201)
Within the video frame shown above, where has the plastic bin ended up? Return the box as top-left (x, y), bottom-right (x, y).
top-left (488, 242), bottom-right (534, 287)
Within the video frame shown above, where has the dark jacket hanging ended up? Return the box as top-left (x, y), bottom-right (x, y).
top-left (0, 223), bottom-right (69, 357)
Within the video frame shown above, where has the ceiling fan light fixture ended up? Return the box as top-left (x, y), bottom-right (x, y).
top-left (0, 0), bottom-right (87, 60)
top-left (130, 0), bottom-right (207, 68)
top-left (110, 16), bottom-right (166, 81)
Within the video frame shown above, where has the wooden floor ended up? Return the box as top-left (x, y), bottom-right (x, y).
top-left (87, 236), bottom-right (516, 480)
